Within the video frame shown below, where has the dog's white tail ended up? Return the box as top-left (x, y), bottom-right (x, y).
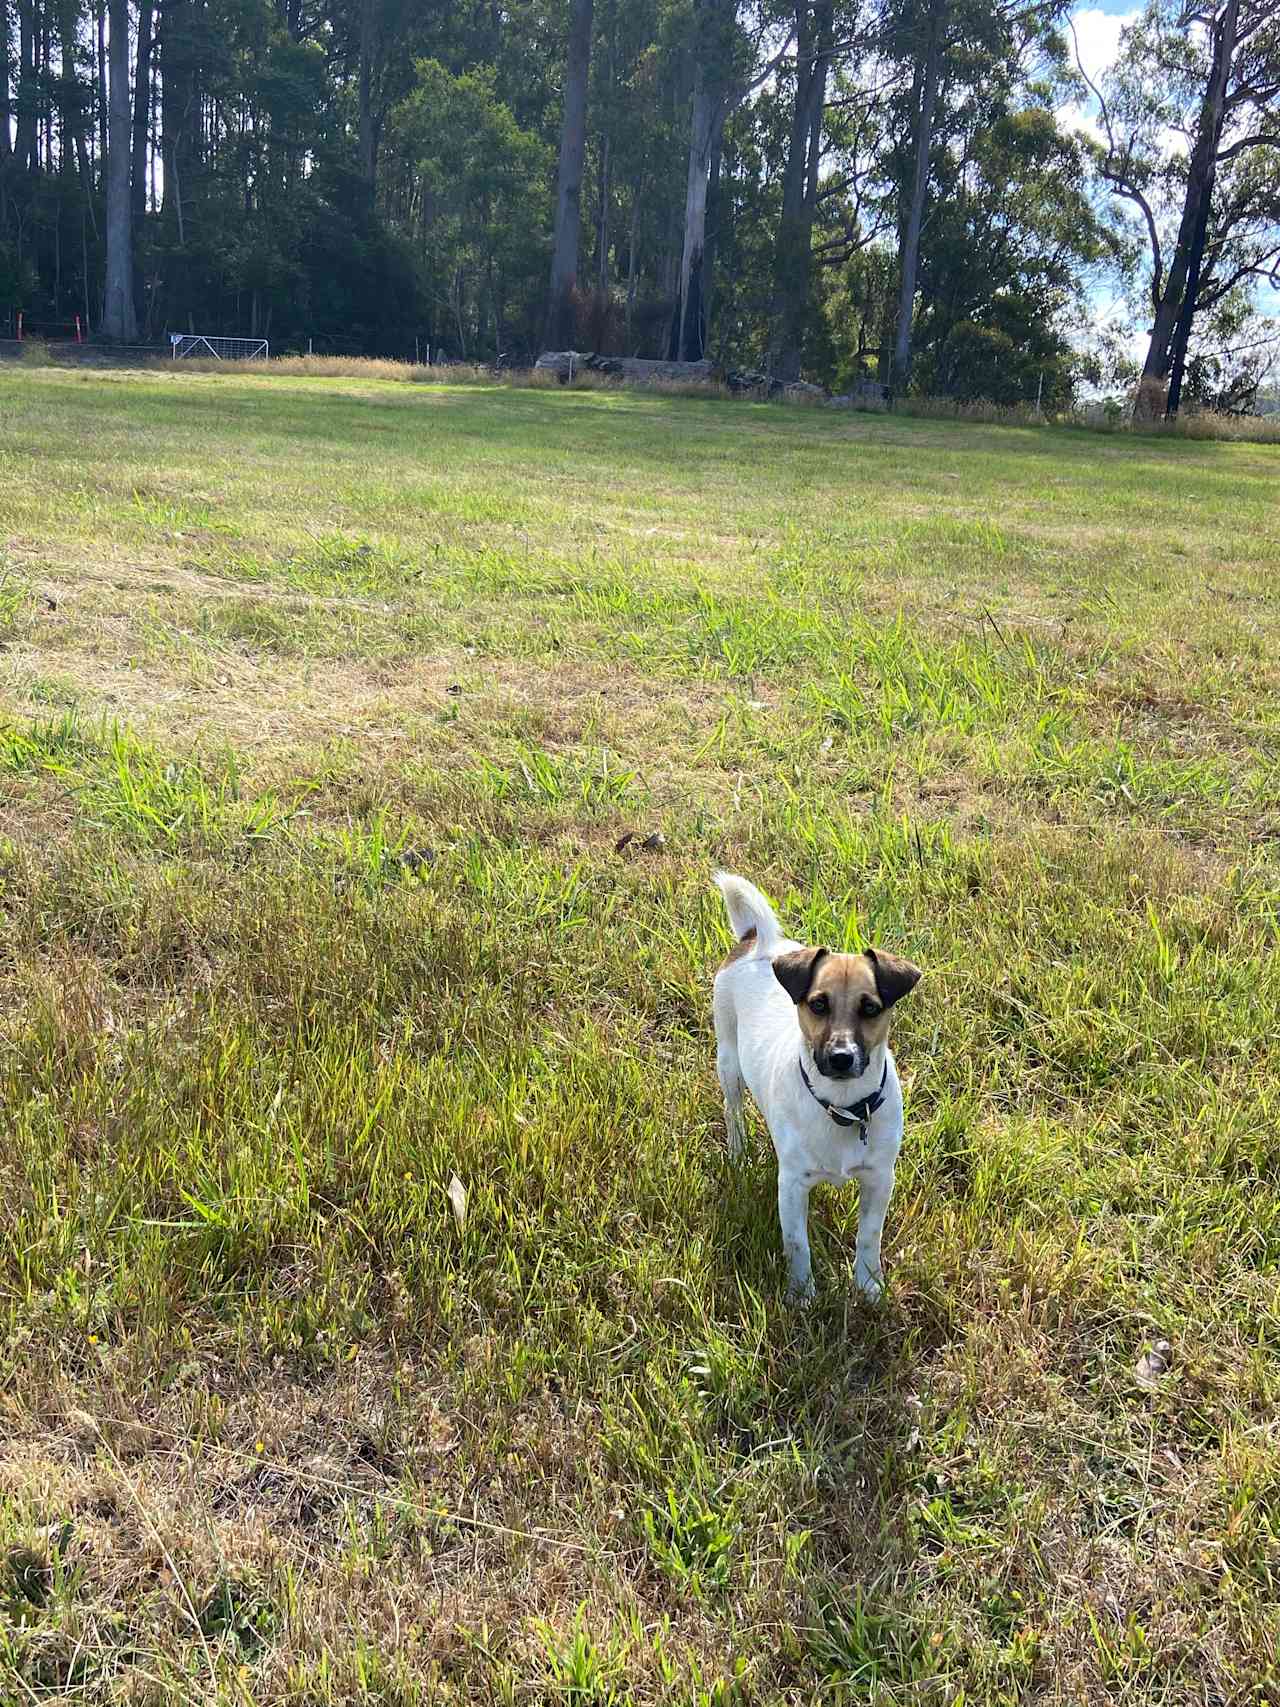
top-left (713, 871), bottom-right (785, 957)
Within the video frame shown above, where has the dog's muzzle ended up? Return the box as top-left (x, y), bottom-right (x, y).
top-left (818, 1041), bottom-right (866, 1081)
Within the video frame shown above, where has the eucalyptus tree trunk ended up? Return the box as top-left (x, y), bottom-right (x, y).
top-left (1149, 0), bottom-right (1239, 416)
top-left (770, 0), bottom-right (834, 382)
top-left (132, 0), bottom-right (153, 223)
top-left (890, 0), bottom-right (943, 397)
top-left (358, 0), bottom-right (377, 195)
top-left (672, 74), bottom-right (718, 361)
top-left (1, 2), bottom-right (12, 161)
top-left (101, 0), bottom-right (137, 340)
top-left (545, 0), bottom-right (593, 348)
top-left (16, 0), bottom-right (38, 170)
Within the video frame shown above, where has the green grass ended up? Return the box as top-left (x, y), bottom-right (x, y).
top-left (0, 364), bottom-right (1278, 1704)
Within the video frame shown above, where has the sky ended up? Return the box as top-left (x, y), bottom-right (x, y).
top-left (1060, 4), bottom-right (1144, 349)
top-left (1061, 2), bottom-right (1141, 141)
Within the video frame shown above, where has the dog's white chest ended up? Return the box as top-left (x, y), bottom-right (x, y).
top-left (804, 1125), bottom-right (879, 1185)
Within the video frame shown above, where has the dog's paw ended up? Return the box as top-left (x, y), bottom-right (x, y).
top-left (853, 1268), bottom-right (884, 1303)
top-left (785, 1274), bottom-right (816, 1307)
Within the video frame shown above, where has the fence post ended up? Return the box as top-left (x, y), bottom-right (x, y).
top-left (16, 311), bottom-right (22, 342)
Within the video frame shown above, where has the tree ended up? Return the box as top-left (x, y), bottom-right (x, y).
top-left (888, 0), bottom-right (944, 394)
top-left (906, 76), bottom-right (1109, 405)
top-left (131, 0), bottom-right (153, 225)
top-left (670, 0), bottom-right (734, 362)
top-left (671, 0), bottom-right (797, 361)
top-left (672, 64), bottom-right (719, 358)
top-left (578, 0), bottom-right (684, 354)
top-left (388, 59), bottom-right (549, 358)
top-left (882, 0), bottom-right (1073, 396)
top-left (100, 0), bottom-right (136, 339)
top-left (56, 0), bottom-right (98, 196)
top-left (768, 0), bottom-right (837, 380)
top-left (1080, 0), bottom-right (1280, 416)
top-left (0, 2), bottom-right (11, 163)
top-left (0, 0), bottom-right (1144, 390)
top-left (15, 0), bottom-right (38, 171)
top-left (545, 0), bottom-right (593, 347)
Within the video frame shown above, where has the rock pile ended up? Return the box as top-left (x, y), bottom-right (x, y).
top-left (534, 351), bottom-right (714, 383)
top-left (535, 351), bottom-right (891, 410)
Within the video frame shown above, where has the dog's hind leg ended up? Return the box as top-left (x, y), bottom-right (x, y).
top-left (717, 1043), bottom-right (747, 1158)
top-left (713, 985), bottom-right (747, 1158)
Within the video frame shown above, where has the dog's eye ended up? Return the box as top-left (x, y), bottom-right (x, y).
top-left (860, 997), bottom-right (883, 1019)
top-left (808, 995), bottom-right (830, 1016)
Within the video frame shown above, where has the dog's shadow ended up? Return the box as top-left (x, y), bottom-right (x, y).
top-left (699, 1131), bottom-right (956, 1573)
top-left (704, 1131), bottom-right (907, 1340)
top-left (692, 1133), bottom-right (962, 1679)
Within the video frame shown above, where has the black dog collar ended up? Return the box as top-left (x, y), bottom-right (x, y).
top-left (798, 1056), bottom-right (888, 1142)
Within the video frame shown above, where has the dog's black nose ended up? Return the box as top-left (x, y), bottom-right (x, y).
top-left (826, 1048), bottom-right (855, 1075)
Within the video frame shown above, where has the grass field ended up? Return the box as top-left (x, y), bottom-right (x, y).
top-left (0, 365), bottom-right (1278, 1705)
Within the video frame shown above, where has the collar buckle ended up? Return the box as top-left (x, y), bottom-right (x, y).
top-left (798, 1057), bottom-right (888, 1142)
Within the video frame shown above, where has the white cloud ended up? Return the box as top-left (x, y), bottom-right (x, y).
top-left (1070, 6), bottom-right (1137, 83)
top-left (1057, 6), bottom-right (1141, 146)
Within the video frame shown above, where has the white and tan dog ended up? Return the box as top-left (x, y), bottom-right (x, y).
top-left (712, 872), bottom-right (921, 1302)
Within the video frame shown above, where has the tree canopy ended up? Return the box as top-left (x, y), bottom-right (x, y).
top-left (2, 0), bottom-right (1277, 409)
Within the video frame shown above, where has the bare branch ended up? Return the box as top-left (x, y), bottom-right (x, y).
top-left (1197, 247), bottom-right (1280, 307)
top-left (1097, 154), bottom-right (1165, 310)
top-left (812, 219), bottom-right (888, 264)
top-left (1068, 14), bottom-right (1118, 156)
top-left (1226, 75), bottom-right (1280, 109)
top-left (724, 26), bottom-right (798, 116)
top-left (1233, 5), bottom-right (1277, 46)
top-left (1069, 7), bottom-right (1167, 306)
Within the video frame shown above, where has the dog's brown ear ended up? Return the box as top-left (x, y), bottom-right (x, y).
top-left (866, 948), bottom-right (921, 1009)
top-left (773, 946), bottom-right (828, 1004)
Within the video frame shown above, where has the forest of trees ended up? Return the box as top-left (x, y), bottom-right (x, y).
top-left (1, 0), bottom-right (1277, 407)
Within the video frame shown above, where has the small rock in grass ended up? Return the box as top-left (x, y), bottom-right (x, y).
top-left (617, 829), bottom-right (666, 854)
top-left (1135, 1338), bottom-right (1173, 1388)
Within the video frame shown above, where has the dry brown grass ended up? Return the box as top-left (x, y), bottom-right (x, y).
top-left (167, 353), bottom-right (738, 399)
top-left (159, 353), bottom-right (579, 389)
top-left (897, 390), bottom-right (1280, 443)
top-left (1163, 407), bottom-right (1280, 442)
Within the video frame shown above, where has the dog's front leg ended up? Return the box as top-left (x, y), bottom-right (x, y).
top-left (777, 1164), bottom-right (815, 1303)
top-left (853, 1162), bottom-right (896, 1301)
